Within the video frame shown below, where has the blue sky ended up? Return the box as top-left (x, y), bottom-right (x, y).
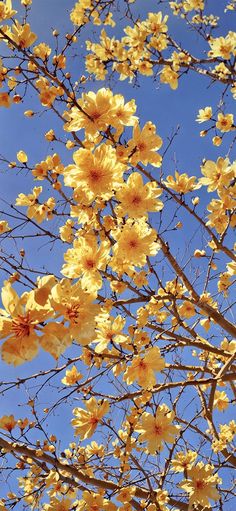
top-left (0, 0), bottom-right (235, 508)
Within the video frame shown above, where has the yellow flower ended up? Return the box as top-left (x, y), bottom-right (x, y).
top-left (196, 106), bottom-right (212, 123)
top-left (77, 491), bottom-right (116, 511)
top-left (200, 157), bottom-right (233, 191)
top-left (43, 497), bottom-right (72, 511)
top-left (0, 220), bottom-right (10, 234)
top-left (0, 0), bottom-right (17, 21)
top-left (112, 220), bottom-right (159, 269)
top-left (50, 279), bottom-right (100, 345)
top-left (124, 347), bottom-right (165, 388)
top-left (8, 21), bottom-right (37, 48)
top-left (128, 121), bottom-right (162, 167)
top-left (0, 281), bottom-right (52, 365)
top-left (146, 11), bottom-right (168, 34)
top-left (135, 404), bottom-right (180, 453)
top-left (62, 234), bottom-right (110, 291)
top-left (72, 397), bottom-right (109, 439)
top-left (0, 414), bottom-right (17, 432)
top-left (94, 312), bottom-right (127, 353)
top-left (171, 450), bottom-right (198, 472)
top-left (164, 171), bottom-right (200, 194)
top-left (17, 150), bottom-right (28, 163)
top-left (24, 109), bottom-right (34, 117)
top-left (194, 249), bottom-right (206, 257)
top-left (36, 77), bottom-right (62, 107)
top-left (216, 112), bottom-right (234, 132)
top-left (116, 486), bottom-right (136, 503)
top-left (0, 91), bottom-right (11, 107)
top-left (116, 172), bottom-right (163, 218)
top-left (212, 136), bottom-right (222, 146)
top-left (85, 441), bottom-right (105, 458)
top-left (208, 33), bottom-right (236, 59)
top-left (213, 390), bottom-right (229, 411)
top-left (179, 462), bottom-right (221, 508)
top-left (178, 300), bottom-right (196, 318)
top-left (65, 88), bottom-right (134, 135)
top-left (64, 144), bottom-right (125, 202)
top-left (61, 365), bottom-right (83, 386)
top-left (59, 219), bottom-right (74, 243)
top-left (160, 66), bottom-right (178, 90)
top-left (33, 42), bottom-right (51, 60)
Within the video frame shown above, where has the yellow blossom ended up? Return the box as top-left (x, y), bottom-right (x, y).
top-left (160, 66), bottom-right (178, 90)
top-left (0, 91), bottom-right (11, 107)
top-left (8, 21), bottom-right (37, 48)
top-left (164, 171), bottom-right (200, 194)
top-left (179, 462), bottom-right (221, 508)
top-left (124, 346), bottom-right (165, 388)
top-left (0, 414), bottom-right (17, 432)
top-left (208, 33), bottom-right (236, 59)
top-left (116, 486), bottom-right (136, 502)
top-left (116, 172), bottom-right (163, 218)
top-left (213, 390), bottom-right (229, 411)
top-left (196, 106), bottom-right (212, 123)
top-left (0, 281), bottom-right (52, 365)
top-left (94, 312), bottom-right (127, 353)
top-left (33, 42), bottom-right (51, 60)
top-left (171, 450), bottom-right (198, 472)
top-left (64, 144), bottom-right (126, 202)
top-left (0, 220), bottom-right (10, 234)
top-left (216, 112), bottom-right (234, 132)
top-left (200, 157), bottom-right (233, 191)
top-left (72, 397), bottom-right (109, 439)
top-left (0, 0), bottom-right (17, 21)
top-left (61, 365), bottom-right (83, 386)
top-left (128, 121), bottom-right (162, 167)
top-left (135, 404), bottom-right (180, 453)
top-left (178, 300), bottom-right (196, 318)
top-left (62, 234), bottom-right (110, 291)
top-left (77, 491), bottom-right (116, 511)
top-left (49, 278), bottom-right (100, 345)
top-left (85, 441), bottom-right (105, 458)
top-left (17, 150), bottom-right (28, 163)
top-left (112, 220), bottom-right (159, 270)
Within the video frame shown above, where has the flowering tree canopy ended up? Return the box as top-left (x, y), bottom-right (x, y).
top-left (0, 1), bottom-right (235, 511)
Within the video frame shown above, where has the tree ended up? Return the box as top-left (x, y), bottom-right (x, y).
top-left (0, 0), bottom-right (235, 510)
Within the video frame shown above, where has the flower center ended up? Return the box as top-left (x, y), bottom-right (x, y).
top-left (195, 480), bottom-right (205, 490)
top-left (89, 169), bottom-right (100, 181)
top-left (11, 314), bottom-right (31, 338)
top-left (131, 195), bottom-right (142, 205)
top-left (128, 238), bottom-right (138, 249)
top-left (154, 423), bottom-right (163, 435)
top-left (90, 111), bottom-right (101, 121)
top-left (85, 258), bottom-right (95, 269)
top-left (67, 304), bottom-right (80, 322)
top-left (90, 416), bottom-right (99, 426)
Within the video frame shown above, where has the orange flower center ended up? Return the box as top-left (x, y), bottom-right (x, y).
top-left (137, 142), bottom-right (146, 151)
top-left (89, 169), bottom-right (101, 181)
top-left (67, 304), bottom-right (80, 322)
top-left (128, 238), bottom-right (138, 249)
top-left (11, 314), bottom-right (31, 338)
top-left (154, 423), bottom-right (163, 435)
top-left (131, 195), bottom-right (142, 205)
top-left (85, 258), bottom-right (95, 269)
top-left (90, 111), bottom-right (101, 121)
top-left (195, 480), bottom-right (205, 490)
top-left (90, 416), bottom-right (99, 426)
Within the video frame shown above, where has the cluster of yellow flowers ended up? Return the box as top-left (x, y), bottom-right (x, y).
top-left (0, 2), bottom-right (235, 511)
